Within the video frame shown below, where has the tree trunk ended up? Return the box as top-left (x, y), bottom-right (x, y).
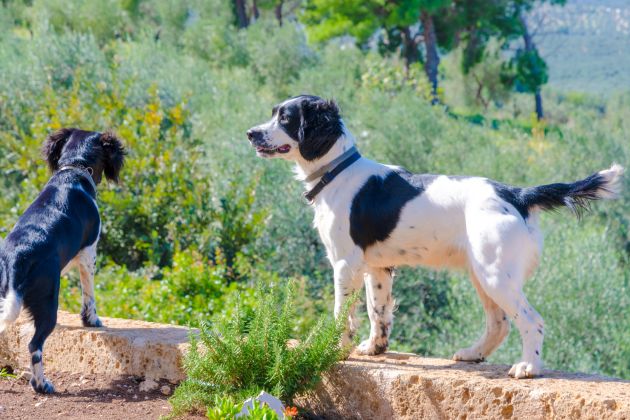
top-left (520, 15), bottom-right (544, 120)
top-left (275, 1), bottom-right (283, 26)
top-left (421, 11), bottom-right (440, 104)
top-left (252, 0), bottom-right (260, 21)
top-left (534, 89), bottom-right (543, 120)
top-left (234, 0), bottom-right (249, 28)
top-left (400, 26), bottom-right (420, 72)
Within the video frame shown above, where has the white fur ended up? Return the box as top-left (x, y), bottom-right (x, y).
top-left (0, 289), bottom-right (22, 333)
top-left (596, 163), bottom-right (624, 199)
top-left (251, 97), bottom-right (624, 378)
top-left (63, 239), bottom-right (102, 327)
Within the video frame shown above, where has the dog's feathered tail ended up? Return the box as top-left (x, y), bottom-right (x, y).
top-left (0, 263), bottom-right (22, 333)
top-left (521, 164), bottom-right (624, 217)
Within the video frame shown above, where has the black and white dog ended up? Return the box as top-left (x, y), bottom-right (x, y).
top-left (0, 128), bottom-right (125, 393)
top-left (247, 95), bottom-right (624, 378)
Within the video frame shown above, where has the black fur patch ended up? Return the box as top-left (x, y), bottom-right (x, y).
top-left (489, 170), bottom-right (607, 220)
top-left (31, 353), bottom-right (42, 365)
top-left (350, 170), bottom-right (435, 250)
top-left (374, 342), bottom-right (388, 354)
top-left (278, 95), bottom-right (344, 161)
top-left (43, 128), bottom-right (125, 184)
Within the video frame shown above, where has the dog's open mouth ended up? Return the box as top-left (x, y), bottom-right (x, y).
top-left (255, 144), bottom-right (291, 155)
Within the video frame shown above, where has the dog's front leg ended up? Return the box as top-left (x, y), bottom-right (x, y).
top-left (356, 267), bottom-right (394, 355)
top-left (333, 259), bottom-right (363, 347)
top-left (78, 244), bottom-right (103, 328)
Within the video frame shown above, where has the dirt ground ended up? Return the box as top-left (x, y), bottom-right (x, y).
top-left (0, 370), bottom-right (205, 419)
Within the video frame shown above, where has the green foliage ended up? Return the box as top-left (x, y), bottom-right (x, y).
top-left (169, 282), bottom-right (354, 415)
top-left (206, 395), bottom-right (295, 420)
top-left (244, 20), bottom-right (315, 97)
top-left (205, 395), bottom-right (243, 420)
top-left (360, 55), bottom-right (433, 99)
top-left (0, 367), bottom-right (17, 379)
top-left (509, 48), bottom-right (549, 94)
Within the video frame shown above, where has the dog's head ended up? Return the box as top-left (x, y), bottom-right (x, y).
top-left (247, 95), bottom-right (344, 162)
top-left (43, 128), bottom-right (126, 184)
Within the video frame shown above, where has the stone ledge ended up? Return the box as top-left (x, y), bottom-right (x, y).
top-left (1, 311), bottom-right (628, 419)
top-left (300, 353), bottom-right (630, 419)
top-left (0, 310), bottom-right (192, 383)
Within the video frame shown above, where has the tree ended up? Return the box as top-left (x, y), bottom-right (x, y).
top-left (301, 0), bottom-right (450, 104)
top-left (233, 0), bottom-right (250, 28)
top-left (513, 13), bottom-right (548, 119)
top-left (440, 0), bottom-right (563, 119)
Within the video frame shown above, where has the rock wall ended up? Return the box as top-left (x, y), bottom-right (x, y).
top-left (0, 310), bottom-right (191, 383)
top-left (1, 311), bottom-right (629, 419)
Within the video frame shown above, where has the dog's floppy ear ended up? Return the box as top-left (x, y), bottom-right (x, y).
top-left (42, 128), bottom-right (75, 171)
top-left (298, 98), bottom-right (343, 161)
top-left (100, 131), bottom-right (126, 183)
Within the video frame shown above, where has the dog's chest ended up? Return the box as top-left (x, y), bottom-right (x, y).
top-left (313, 201), bottom-right (355, 262)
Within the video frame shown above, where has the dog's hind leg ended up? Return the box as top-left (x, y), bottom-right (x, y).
top-left (356, 267), bottom-right (395, 355)
top-left (470, 263), bottom-right (544, 378)
top-left (28, 305), bottom-right (58, 394)
top-left (77, 244), bottom-right (102, 327)
top-left (453, 270), bottom-right (510, 362)
top-left (22, 261), bottom-right (61, 393)
top-left (465, 201), bottom-right (544, 377)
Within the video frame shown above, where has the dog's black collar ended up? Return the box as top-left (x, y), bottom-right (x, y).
top-left (303, 150), bottom-right (361, 204)
top-left (57, 165), bottom-right (97, 194)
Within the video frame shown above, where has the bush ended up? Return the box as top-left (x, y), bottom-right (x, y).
top-left (169, 282), bottom-right (354, 416)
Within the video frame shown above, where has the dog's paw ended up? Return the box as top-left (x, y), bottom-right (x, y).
top-left (508, 361), bottom-right (541, 379)
top-left (82, 315), bottom-right (103, 328)
top-left (355, 338), bottom-right (388, 356)
top-left (453, 347), bottom-right (485, 363)
top-left (30, 377), bottom-right (55, 394)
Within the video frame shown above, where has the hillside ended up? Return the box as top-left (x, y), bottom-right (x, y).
top-left (534, 0), bottom-right (630, 94)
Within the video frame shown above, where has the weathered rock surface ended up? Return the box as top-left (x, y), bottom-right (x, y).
top-left (300, 352), bottom-right (630, 419)
top-left (0, 310), bottom-right (192, 383)
top-left (1, 311), bottom-right (629, 419)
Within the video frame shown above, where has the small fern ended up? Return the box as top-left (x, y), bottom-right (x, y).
top-left (169, 281), bottom-right (355, 416)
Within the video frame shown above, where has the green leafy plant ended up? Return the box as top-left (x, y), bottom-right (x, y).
top-left (205, 395), bottom-right (242, 420)
top-left (205, 395), bottom-right (295, 420)
top-left (169, 281), bottom-right (355, 416)
top-left (0, 367), bottom-right (17, 379)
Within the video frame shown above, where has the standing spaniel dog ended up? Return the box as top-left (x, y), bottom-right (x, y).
top-left (0, 128), bottom-right (124, 393)
top-left (247, 95), bottom-right (624, 378)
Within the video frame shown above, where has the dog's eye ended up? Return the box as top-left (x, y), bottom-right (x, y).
top-left (279, 114), bottom-right (289, 124)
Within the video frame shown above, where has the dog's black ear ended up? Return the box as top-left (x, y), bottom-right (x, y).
top-left (298, 98), bottom-right (343, 161)
top-left (42, 128), bottom-right (75, 171)
top-left (100, 131), bottom-right (125, 183)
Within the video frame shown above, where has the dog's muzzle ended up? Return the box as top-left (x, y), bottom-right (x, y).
top-left (246, 129), bottom-right (291, 155)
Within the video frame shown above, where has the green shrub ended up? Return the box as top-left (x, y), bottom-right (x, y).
top-left (169, 282), bottom-right (354, 416)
